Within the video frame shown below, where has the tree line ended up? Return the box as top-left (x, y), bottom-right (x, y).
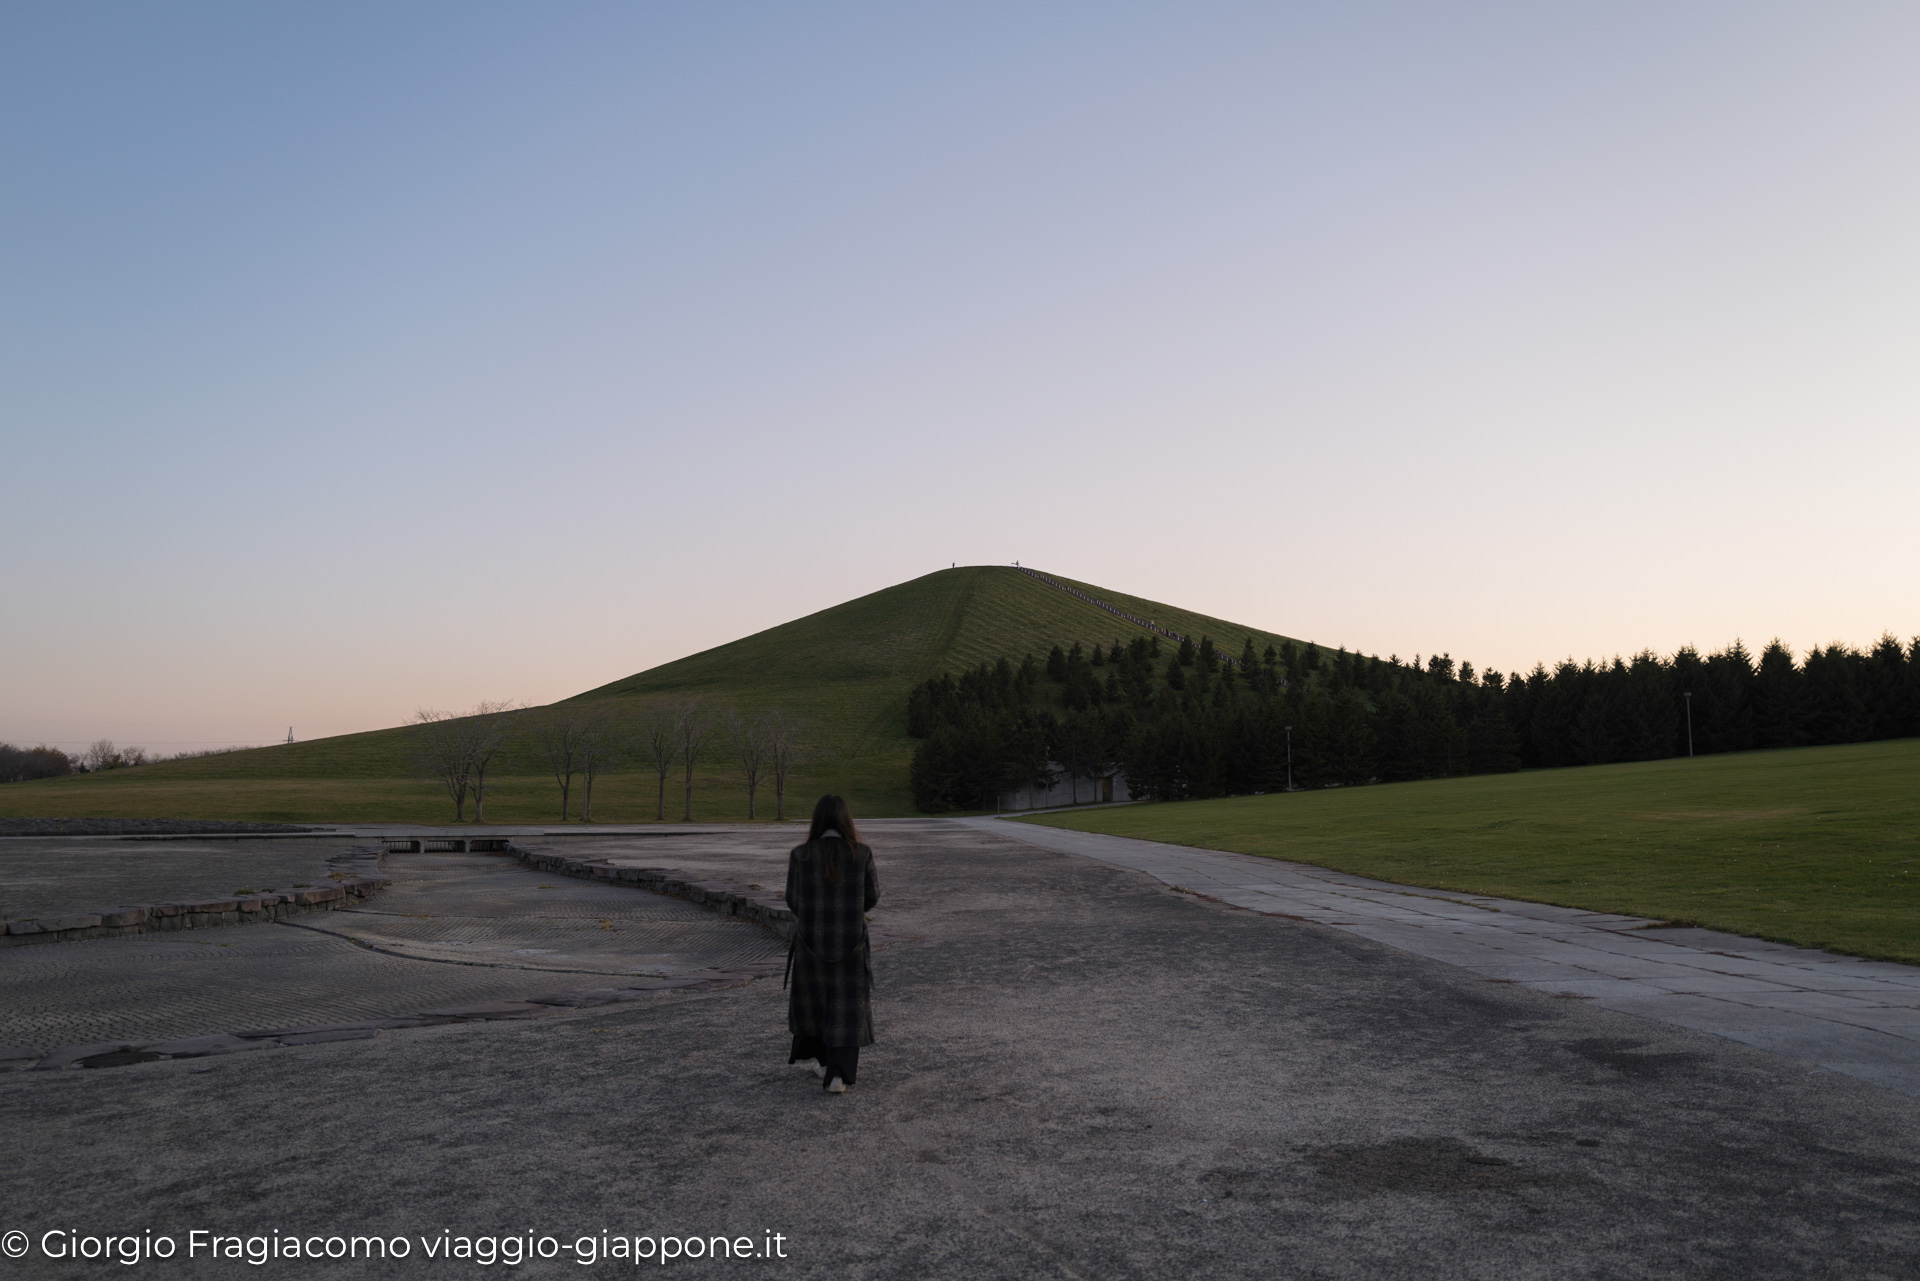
top-left (0, 739), bottom-right (248, 783)
top-left (408, 699), bottom-right (815, 822)
top-left (908, 631), bottom-right (1920, 810)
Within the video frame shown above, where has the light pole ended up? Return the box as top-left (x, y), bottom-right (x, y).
top-left (1285, 725), bottom-right (1294, 791)
top-left (1683, 692), bottom-right (1694, 757)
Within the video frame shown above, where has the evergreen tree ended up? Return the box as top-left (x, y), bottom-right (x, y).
top-left (1466, 702), bottom-right (1521, 773)
top-left (1698, 642), bottom-right (1756, 753)
top-left (1045, 645), bottom-right (1068, 682)
top-left (1866, 634), bottom-right (1917, 739)
top-left (1324, 688), bottom-right (1376, 785)
top-left (1752, 640), bottom-right (1807, 748)
top-left (1801, 644), bottom-right (1868, 745)
top-left (1178, 637), bottom-right (1197, 667)
top-left (1373, 690), bottom-right (1421, 781)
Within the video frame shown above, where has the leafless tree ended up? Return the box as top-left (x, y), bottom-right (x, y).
top-left (674, 698), bottom-right (716, 822)
top-left (763, 708), bottom-right (815, 821)
top-left (576, 705), bottom-right (619, 823)
top-left (531, 711), bottom-right (587, 820)
top-left (410, 709), bottom-right (474, 820)
top-left (466, 701), bottom-right (517, 823)
top-left (727, 709), bottom-right (772, 820)
top-left (410, 701), bottom-right (517, 822)
top-left (636, 704), bottom-right (678, 821)
top-left (82, 739), bottom-right (120, 772)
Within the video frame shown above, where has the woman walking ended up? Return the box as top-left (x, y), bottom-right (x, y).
top-left (785, 794), bottom-right (879, 1094)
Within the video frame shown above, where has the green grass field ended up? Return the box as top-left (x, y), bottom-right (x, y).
top-left (0, 566), bottom-right (1305, 823)
top-left (1020, 737), bottom-right (1920, 964)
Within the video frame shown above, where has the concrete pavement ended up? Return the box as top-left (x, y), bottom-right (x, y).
top-left (974, 817), bottom-right (1920, 1098)
top-left (2, 818), bottom-right (1915, 1278)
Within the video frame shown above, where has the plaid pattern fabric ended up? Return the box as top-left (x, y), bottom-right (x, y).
top-left (786, 839), bottom-right (879, 1048)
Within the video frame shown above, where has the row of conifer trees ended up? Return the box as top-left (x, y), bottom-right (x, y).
top-left (906, 631), bottom-right (1920, 811)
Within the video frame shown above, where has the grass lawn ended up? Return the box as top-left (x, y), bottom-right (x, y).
top-left (1019, 738), bottom-right (1920, 965)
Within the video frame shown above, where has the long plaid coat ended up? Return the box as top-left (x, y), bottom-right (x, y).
top-left (785, 837), bottom-right (879, 1048)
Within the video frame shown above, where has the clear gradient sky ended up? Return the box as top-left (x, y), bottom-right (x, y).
top-left (5, 3), bottom-right (1917, 753)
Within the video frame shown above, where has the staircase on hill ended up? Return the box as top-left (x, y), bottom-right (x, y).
top-left (1013, 566), bottom-right (1244, 669)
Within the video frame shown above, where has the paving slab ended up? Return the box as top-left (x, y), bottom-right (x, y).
top-left (975, 817), bottom-right (1920, 1098)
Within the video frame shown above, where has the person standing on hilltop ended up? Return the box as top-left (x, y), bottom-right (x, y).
top-left (785, 794), bottom-right (879, 1094)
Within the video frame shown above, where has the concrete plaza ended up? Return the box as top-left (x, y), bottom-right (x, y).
top-left (1, 819), bottom-right (1914, 1278)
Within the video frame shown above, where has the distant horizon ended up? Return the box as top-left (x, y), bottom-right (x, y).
top-left (9, 562), bottom-right (1910, 755)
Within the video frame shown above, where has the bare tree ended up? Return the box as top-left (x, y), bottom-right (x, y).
top-left (410, 701), bottom-right (516, 822)
top-left (674, 698), bottom-right (716, 822)
top-left (576, 705), bottom-right (619, 823)
top-left (727, 709), bottom-right (772, 820)
top-left (83, 739), bottom-right (121, 772)
top-left (410, 709), bottom-right (474, 820)
top-left (763, 708), bottom-right (815, 821)
top-left (532, 711), bottom-right (587, 820)
top-left (636, 705), bottom-right (677, 821)
top-left (466, 701), bottom-right (516, 823)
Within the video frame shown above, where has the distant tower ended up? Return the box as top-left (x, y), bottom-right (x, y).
top-left (285, 727), bottom-right (294, 744)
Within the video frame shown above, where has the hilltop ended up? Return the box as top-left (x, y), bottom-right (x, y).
top-left (0, 567), bottom-right (1310, 821)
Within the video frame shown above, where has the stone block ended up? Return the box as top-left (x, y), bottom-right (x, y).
top-left (420, 1001), bottom-right (553, 1020)
top-left (35, 1042), bottom-right (151, 1071)
top-left (44, 914), bottom-right (104, 932)
top-left (525, 989), bottom-right (625, 1007)
top-left (276, 1029), bottom-right (379, 1046)
top-left (80, 1048), bottom-right (164, 1069)
top-left (100, 908), bottom-right (150, 927)
top-left (147, 1034), bottom-right (265, 1058)
top-left (6, 920), bottom-right (45, 936)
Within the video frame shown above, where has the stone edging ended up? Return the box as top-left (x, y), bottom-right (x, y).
top-left (508, 842), bottom-right (915, 952)
top-left (509, 843), bottom-right (796, 938)
top-left (1, 846), bottom-right (390, 948)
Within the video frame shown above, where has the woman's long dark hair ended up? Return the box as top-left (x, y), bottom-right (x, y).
top-left (806, 794), bottom-right (860, 884)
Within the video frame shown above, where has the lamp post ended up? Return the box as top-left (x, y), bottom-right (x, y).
top-left (1683, 692), bottom-right (1694, 757)
top-left (1285, 725), bottom-right (1294, 792)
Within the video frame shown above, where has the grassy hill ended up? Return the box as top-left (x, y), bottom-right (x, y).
top-left (0, 566), bottom-right (1309, 823)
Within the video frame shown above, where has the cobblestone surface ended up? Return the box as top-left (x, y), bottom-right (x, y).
top-left (0, 836), bottom-right (356, 923)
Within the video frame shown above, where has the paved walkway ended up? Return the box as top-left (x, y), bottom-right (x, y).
top-left (969, 817), bottom-right (1920, 1098)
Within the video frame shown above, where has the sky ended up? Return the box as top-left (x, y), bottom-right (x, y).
top-left (4, 2), bottom-right (1918, 753)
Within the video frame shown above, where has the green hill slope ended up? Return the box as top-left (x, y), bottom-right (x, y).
top-left (1, 567), bottom-right (1309, 821)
